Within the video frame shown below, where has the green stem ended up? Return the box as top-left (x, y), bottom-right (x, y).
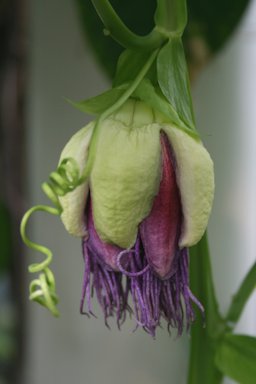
top-left (154, 0), bottom-right (187, 34)
top-left (226, 261), bottom-right (256, 326)
top-left (90, 0), bottom-right (166, 50)
top-left (188, 233), bottom-right (224, 384)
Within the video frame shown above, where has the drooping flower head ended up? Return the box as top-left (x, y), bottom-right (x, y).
top-left (59, 99), bottom-right (214, 336)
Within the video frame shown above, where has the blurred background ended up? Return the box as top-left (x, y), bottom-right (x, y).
top-left (0, 0), bottom-right (256, 383)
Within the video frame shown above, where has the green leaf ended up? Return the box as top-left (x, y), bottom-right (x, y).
top-left (226, 261), bottom-right (256, 326)
top-left (154, 0), bottom-right (187, 34)
top-left (0, 202), bottom-right (12, 273)
top-left (133, 78), bottom-right (199, 139)
top-left (215, 334), bottom-right (256, 384)
top-left (113, 49), bottom-right (156, 87)
top-left (157, 38), bottom-right (195, 131)
top-left (65, 85), bottom-right (127, 115)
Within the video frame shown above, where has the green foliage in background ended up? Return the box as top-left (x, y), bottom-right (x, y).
top-left (186, 0), bottom-right (250, 51)
top-left (0, 202), bottom-right (12, 274)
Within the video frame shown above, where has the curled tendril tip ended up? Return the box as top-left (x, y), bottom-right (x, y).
top-left (20, 158), bottom-right (83, 316)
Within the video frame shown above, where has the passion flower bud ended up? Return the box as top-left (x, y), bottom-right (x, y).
top-left (59, 99), bottom-right (214, 335)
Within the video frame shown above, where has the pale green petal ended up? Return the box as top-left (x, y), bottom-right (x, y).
top-left (90, 114), bottom-right (161, 249)
top-left (163, 124), bottom-right (214, 248)
top-left (59, 122), bottom-right (94, 237)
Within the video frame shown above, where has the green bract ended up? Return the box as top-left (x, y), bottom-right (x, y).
top-left (59, 122), bottom-right (94, 237)
top-left (59, 99), bottom-right (214, 250)
top-left (91, 101), bottom-right (161, 248)
top-left (163, 125), bottom-right (214, 247)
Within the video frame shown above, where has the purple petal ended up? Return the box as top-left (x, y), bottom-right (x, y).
top-left (86, 200), bottom-right (123, 271)
top-left (140, 133), bottom-right (182, 279)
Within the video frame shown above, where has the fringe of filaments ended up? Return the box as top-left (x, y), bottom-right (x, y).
top-left (81, 236), bottom-right (204, 337)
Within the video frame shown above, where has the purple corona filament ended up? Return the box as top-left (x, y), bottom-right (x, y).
top-left (80, 133), bottom-right (204, 336)
top-left (81, 235), bottom-right (203, 336)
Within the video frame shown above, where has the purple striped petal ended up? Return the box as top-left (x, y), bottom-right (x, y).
top-left (140, 133), bottom-right (182, 279)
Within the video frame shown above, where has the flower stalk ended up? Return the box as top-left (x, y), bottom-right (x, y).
top-left (154, 0), bottom-right (187, 35)
top-left (188, 234), bottom-right (224, 384)
top-left (90, 0), bottom-right (166, 50)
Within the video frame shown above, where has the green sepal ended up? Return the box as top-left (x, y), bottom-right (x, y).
top-left (90, 100), bottom-right (161, 248)
top-left (133, 78), bottom-right (199, 139)
top-left (157, 38), bottom-right (195, 131)
top-left (215, 334), bottom-right (256, 384)
top-left (65, 85), bottom-right (127, 115)
top-left (113, 49), bottom-right (157, 87)
top-left (58, 122), bottom-right (94, 237)
top-left (162, 126), bottom-right (214, 249)
top-left (226, 261), bottom-right (256, 326)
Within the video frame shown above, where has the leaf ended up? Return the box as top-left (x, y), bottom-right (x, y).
top-left (65, 85), bottom-right (127, 115)
top-left (215, 334), bottom-right (256, 384)
top-left (226, 261), bottom-right (256, 325)
top-left (113, 49), bottom-right (156, 87)
top-left (157, 38), bottom-right (195, 131)
top-left (133, 78), bottom-right (199, 139)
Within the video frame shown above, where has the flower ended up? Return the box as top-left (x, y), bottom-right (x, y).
top-left (59, 99), bottom-right (214, 336)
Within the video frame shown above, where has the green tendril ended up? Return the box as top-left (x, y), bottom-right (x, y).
top-left (20, 49), bottom-right (158, 316)
top-left (20, 158), bottom-right (82, 316)
top-left (20, 205), bottom-right (59, 316)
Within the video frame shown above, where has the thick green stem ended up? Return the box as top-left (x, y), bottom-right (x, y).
top-left (188, 233), bottom-right (224, 384)
top-left (154, 0), bottom-right (187, 34)
top-left (90, 0), bottom-right (166, 50)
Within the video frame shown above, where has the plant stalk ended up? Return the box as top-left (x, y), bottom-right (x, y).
top-left (90, 0), bottom-right (166, 50)
top-left (188, 233), bottom-right (224, 384)
top-left (154, 0), bottom-right (187, 34)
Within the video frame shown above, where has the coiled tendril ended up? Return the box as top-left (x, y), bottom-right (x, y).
top-left (20, 158), bottom-right (82, 316)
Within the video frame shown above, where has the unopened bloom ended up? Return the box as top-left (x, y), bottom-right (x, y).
top-left (59, 100), bottom-right (214, 335)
